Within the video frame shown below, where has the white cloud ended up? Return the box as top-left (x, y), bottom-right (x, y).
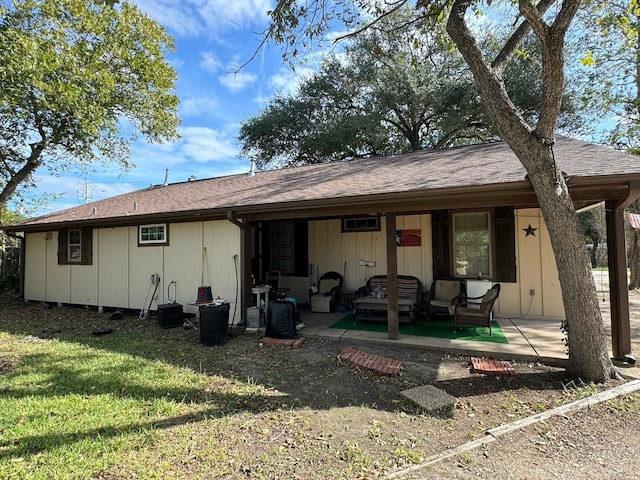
top-left (180, 95), bottom-right (220, 117)
top-left (197, 0), bottom-right (273, 31)
top-left (219, 71), bottom-right (258, 93)
top-left (178, 126), bottom-right (239, 162)
top-left (254, 50), bottom-right (325, 104)
top-left (267, 65), bottom-right (315, 96)
top-left (134, 0), bottom-right (273, 37)
top-left (27, 175), bottom-right (137, 212)
top-left (200, 51), bottom-right (224, 74)
top-left (133, 0), bottom-right (204, 37)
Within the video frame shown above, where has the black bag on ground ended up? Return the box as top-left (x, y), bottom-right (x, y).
top-left (265, 299), bottom-right (298, 339)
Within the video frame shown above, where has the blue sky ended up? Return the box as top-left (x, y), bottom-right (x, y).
top-left (29, 0), bottom-right (329, 215)
top-left (23, 1), bottom-right (602, 216)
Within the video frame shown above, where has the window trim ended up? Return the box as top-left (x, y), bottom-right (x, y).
top-left (57, 227), bottom-right (93, 265)
top-left (138, 223), bottom-right (169, 246)
top-left (432, 208), bottom-right (516, 283)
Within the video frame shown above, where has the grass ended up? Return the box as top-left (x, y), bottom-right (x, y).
top-left (0, 333), bottom-right (273, 479)
top-left (1, 294), bottom-right (638, 479)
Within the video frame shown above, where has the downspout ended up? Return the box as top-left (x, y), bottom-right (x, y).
top-left (227, 211), bottom-right (249, 327)
top-left (606, 181), bottom-right (640, 364)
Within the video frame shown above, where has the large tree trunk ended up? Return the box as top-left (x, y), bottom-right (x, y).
top-left (521, 141), bottom-right (614, 380)
top-left (447, 0), bottom-right (617, 381)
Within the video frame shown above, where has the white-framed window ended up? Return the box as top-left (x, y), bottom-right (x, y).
top-left (57, 227), bottom-right (93, 265)
top-left (139, 223), bottom-right (168, 245)
top-left (68, 229), bottom-right (82, 263)
top-left (453, 212), bottom-right (491, 278)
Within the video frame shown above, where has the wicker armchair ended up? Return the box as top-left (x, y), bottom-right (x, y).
top-left (426, 279), bottom-right (464, 318)
top-left (453, 284), bottom-right (501, 335)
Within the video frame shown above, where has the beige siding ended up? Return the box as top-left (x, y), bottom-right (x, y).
top-left (46, 232), bottom-right (70, 304)
top-left (202, 221), bottom-right (241, 325)
top-left (309, 210), bottom-right (564, 319)
top-left (21, 209), bottom-right (564, 321)
top-left (498, 209), bottom-right (564, 319)
top-left (309, 215), bottom-right (432, 293)
top-left (70, 260), bottom-right (98, 305)
top-left (21, 221), bottom-right (243, 326)
top-left (24, 232), bottom-right (48, 301)
top-left (98, 228), bottom-right (130, 308)
top-left (202, 221), bottom-right (241, 300)
top-left (129, 226), bottom-right (165, 310)
top-left (162, 222), bottom-right (203, 307)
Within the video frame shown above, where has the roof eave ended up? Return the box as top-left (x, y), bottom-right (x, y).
top-left (5, 174), bottom-right (639, 233)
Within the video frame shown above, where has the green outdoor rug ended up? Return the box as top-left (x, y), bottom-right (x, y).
top-left (330, 314), bottom-right (509, 344)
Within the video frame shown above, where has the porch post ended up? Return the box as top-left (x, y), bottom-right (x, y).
top-left (605, 197), bottom-right (636, 364)
top-left (386, 212), bottom-right (399, 340)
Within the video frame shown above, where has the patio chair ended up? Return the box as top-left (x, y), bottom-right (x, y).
top-left (453, 283), bottom-right (501, 335)
top-left (309, 271), bottom-right (343, 313)
top-left (426, 279), bottom-right (464, 319)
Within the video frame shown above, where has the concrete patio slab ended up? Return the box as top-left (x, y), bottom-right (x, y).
top-left (298, 311), bottom-right (570, 366)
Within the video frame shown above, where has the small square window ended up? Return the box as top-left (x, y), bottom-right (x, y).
top-left (139, 224), bottom-right (168, 245)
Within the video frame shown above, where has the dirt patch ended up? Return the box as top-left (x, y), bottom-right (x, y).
top-left (0, 354), bottom-right (20, 374)
top-left (1, 289), bottom-right (639, 478)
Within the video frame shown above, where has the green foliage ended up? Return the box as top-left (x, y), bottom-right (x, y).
top-left (0, 206), bottom-right (24, 226)
top-left (243, 9), bottom-right (488, 167)
top-left (576, 1), bottom-right (640, 149)
top-left (0, 0), bottom-right (180, 209)
top-left (244, 5), bottom-right (585, 169)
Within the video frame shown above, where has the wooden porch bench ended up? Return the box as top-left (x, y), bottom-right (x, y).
top-left (352, 275), bottom-right (422, 323)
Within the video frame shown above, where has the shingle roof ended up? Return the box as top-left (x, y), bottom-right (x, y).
top-left (8, 136), bottom-right (640, 230)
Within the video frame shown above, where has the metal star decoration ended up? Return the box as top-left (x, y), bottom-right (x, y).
top-left (523, 224), bottom-right (537, 237)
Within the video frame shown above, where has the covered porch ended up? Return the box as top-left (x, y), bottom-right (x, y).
top-left (291, 270), bottom-right (640, 374)
top-left (296, 310), bottom-right (569, 366)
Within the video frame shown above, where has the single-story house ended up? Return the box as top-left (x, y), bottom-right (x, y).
top-left (4, 136), bottom-right (639, 362)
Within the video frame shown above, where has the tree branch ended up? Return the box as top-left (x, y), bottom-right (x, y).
top-left (333, 0), bottom-right (409, 43)
top-left (492, 0), bottom-right (555, 74)
top-left (0, 149), bottom-right (46, 209)
top-left (447, 0), bottom-right (531, 140)
top-left (519, 0), bottom-right (581, 137)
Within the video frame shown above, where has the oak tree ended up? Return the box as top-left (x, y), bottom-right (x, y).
top-left (263, 0), bottom-right (620, 382)
top-left (241, 6), bottom-right (582, 169)
top-left (0, 0), bottom-right (180, 211)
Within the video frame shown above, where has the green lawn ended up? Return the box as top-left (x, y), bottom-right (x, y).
top-left (1, 294), bottom-right (636, 479)
top-left (0, 332), bottom-right (271, 479)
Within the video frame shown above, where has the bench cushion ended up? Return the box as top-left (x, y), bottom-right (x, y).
top-left (352, 296), bottom-right (415, 310)
top-left (353, 275), bottom-right (422, 322)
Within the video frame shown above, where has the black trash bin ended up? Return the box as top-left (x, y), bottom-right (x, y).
top-left (199, 303), bottom-right (230, 346)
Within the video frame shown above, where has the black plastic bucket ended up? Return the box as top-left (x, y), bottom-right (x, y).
top-left (199, 303), bottom-right (230, 346)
